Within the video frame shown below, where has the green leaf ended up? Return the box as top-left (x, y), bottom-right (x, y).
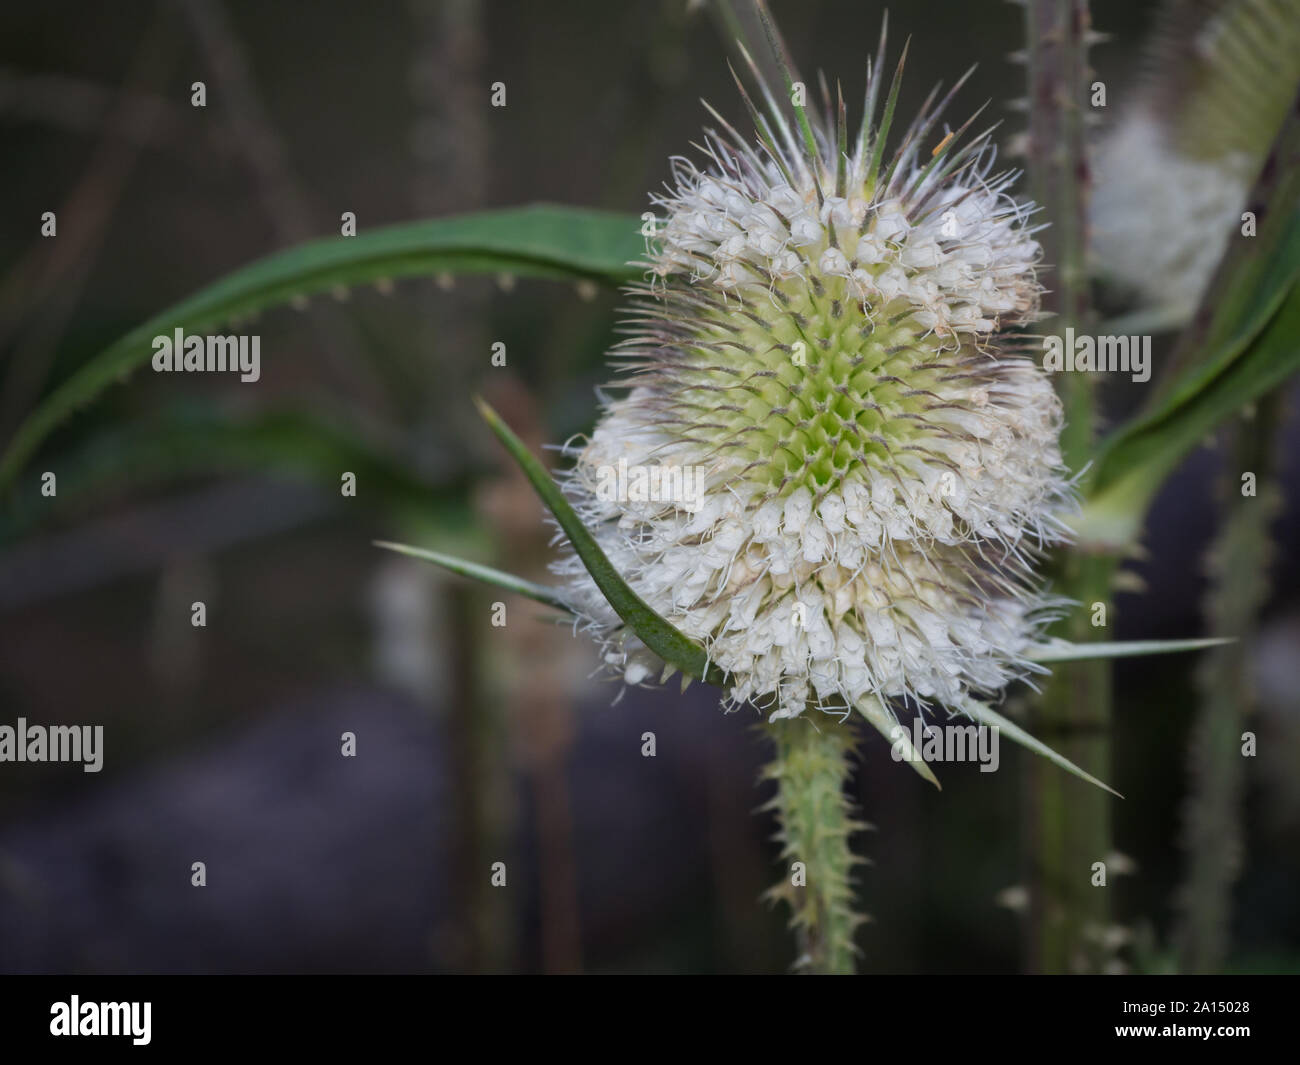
top-left (1151, 207), bottom-right (1300, 418)
top-left (959, 697), bottom-right (1122, 798)
top-left (1026, 636), bottom-right (1235, 662)
top-left (0, 205), bottom-right (645, 491)
top-left (1078, 287), bottom-right (1300, 546)
top-left (473, 396), bottom-right (730, 688)
top-left (373, 539), bottom-right (573, 615)
top-left (856, 695), bottom-right (942, 789)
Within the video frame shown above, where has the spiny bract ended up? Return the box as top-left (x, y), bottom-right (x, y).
top-left (557, 31), bottom-right (1072, 720)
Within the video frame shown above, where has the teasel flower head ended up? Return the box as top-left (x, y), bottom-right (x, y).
top-left (555, 28), bottom-right (1073, 721)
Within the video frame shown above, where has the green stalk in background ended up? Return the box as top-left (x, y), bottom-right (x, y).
top-left (1177, 393), bottom-right (1281, 972)
top-left (1018, 0), bottom-right (1117, 974)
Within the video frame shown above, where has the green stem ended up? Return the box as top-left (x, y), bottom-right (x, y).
top-left (1026, 555), bottom-right (1116, 973)
top-left (1020, 0), bottom-right (1116, 973)
top-left (1176, 394), bottom-right (1281, 972)
top-left (443, 580), bottom-right (512, 971)
top-left (763, 717), bottom-right (862, 974)
top-left (1024, 0), bottom-right (1094, 470)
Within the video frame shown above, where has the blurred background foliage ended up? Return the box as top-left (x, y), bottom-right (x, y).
top-left (0, 0), bottom-right (1297, 973)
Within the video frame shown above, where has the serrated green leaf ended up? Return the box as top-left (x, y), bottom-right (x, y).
top-left (373, 539), bottom-right (573, 615)
top-left (959, 697), bottom-right (1122, 798)
top-left (474, 396), bottom-right (730, 688)
top-left (1026, 636), bottom-right (1234, 662)
top-left (0, 205), bottom-right (645, 491)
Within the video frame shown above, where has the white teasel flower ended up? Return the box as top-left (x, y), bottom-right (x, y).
top-left (554, 35), bottom-right (1074, 720)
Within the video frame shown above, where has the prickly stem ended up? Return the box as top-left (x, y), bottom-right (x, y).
top-left (762, 716), bottom-right (865, 974)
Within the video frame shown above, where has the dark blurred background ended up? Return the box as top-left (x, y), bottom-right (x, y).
top-left (0, 0), bottom-right (1296, 974)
